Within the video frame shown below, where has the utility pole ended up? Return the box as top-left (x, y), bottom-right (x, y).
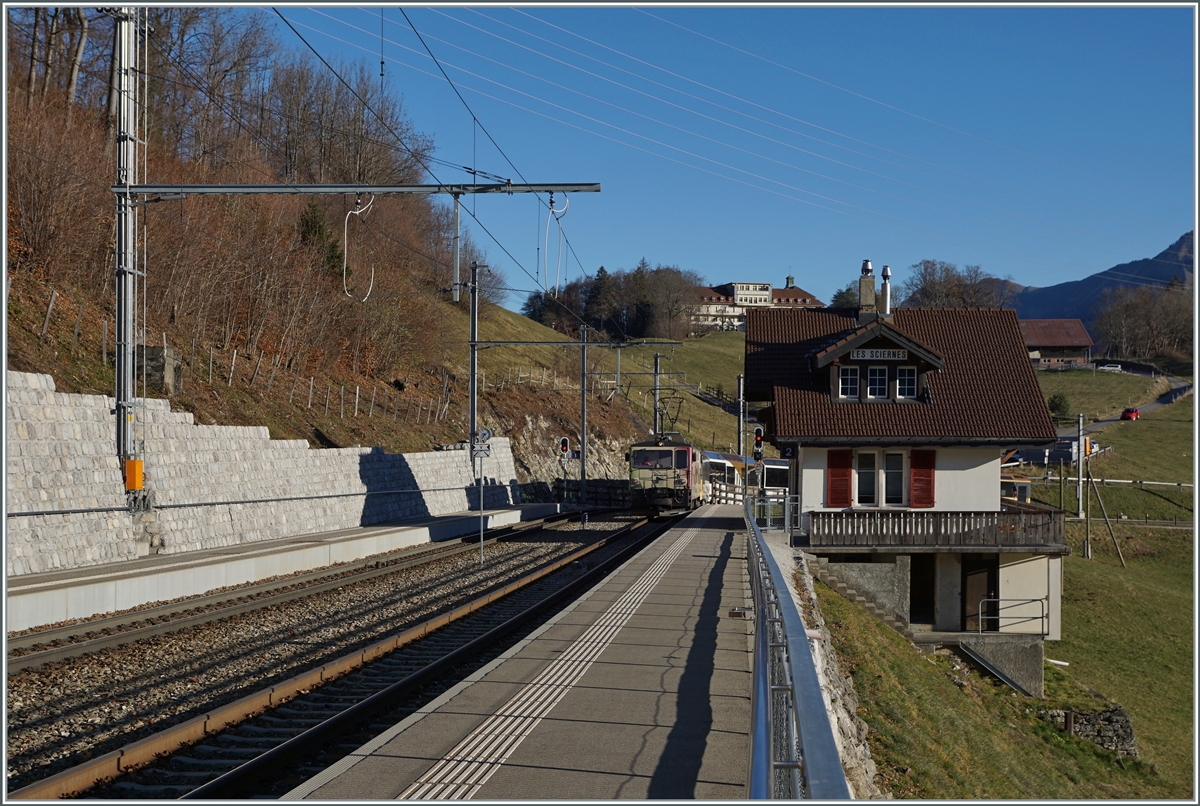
top-left (737, 374), bottom-right (745, 456)
top-left (113, 7), bottom-right (141, 491)
top-left (580, 325), bottom-right (588, 506)
top-left (1077, 413), bottom-right (1084, 518)
top-left (653, 353), bottom-right (661, 435)
top-left (469, 260), bottom-right (479, 468)
top-left (452, 194), bottom-right (461, 303)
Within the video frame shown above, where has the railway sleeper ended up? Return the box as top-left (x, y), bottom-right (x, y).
top-left (253, 714), bottom-right (328, 728)
top-left (107, 782), bottom-right (193, 798)
top-left (167, 755), bottom-right (245, 771)
top-left (131, 767), bottom-right (218, 782)
top-left (211, 733), bottom-right (279, 747)
top-left (270, 706), bottom-right (346, 719)
top-left (187, 744), bottom-right (267, 759)
top-left (235, 724), bottom-right (308, 738)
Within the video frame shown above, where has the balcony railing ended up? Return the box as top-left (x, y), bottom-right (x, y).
top-left (807, 507), bottom-right (1064, 550)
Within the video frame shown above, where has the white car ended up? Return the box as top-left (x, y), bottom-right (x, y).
top-left (1098, 364), bottom-right (1122, 372)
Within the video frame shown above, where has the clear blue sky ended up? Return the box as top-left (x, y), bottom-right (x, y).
top-left (268, 4), bottom-right (1196, 311)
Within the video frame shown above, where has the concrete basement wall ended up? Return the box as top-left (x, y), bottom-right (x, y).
top-left (5, 371), bottom-right (519, 577)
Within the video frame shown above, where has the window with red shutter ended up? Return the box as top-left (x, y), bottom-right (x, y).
top-left (910, 449), bottom-right (936, 508)
top-left (827, 450), bottom-right (853, 508)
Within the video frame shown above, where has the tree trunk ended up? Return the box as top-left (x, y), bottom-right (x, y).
top-left (27, 8), bottom-right (40, 110)
top-left (42, 8), bottom-right (61, 103)
top-left (66, 8), bottom-right (88, 115)
top-left (105, 17), bottom-right (120, 150)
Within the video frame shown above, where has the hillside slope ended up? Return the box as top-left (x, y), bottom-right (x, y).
top-left (6, 271), bottom-right (754, 485)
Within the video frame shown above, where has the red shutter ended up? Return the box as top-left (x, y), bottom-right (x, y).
top-left (910, 449), bottom-right (936, 508)
top-left (827, 450), bottom-right (852, 508)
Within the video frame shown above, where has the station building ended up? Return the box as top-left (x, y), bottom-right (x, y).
top-left (744, 261), bottom-right (1065, 695)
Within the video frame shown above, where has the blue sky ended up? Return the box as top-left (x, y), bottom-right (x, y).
top-left (268, 4), bottom-right (1196, 311)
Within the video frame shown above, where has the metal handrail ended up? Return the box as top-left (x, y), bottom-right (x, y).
top-left (977, 597), bottom-right (1048, 635)
top-left (744, 498), bottom-right (851, 799)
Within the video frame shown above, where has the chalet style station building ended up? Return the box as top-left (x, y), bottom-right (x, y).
top-left (745, 261), bottom-right (1065, 696)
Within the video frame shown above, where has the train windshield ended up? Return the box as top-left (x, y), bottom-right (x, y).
top-left (675, 449), bottom-right (689, 469)
top-left (631, 449), bottom-right (674, 469)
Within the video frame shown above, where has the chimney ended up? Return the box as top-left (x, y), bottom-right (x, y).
top-left (881, 264), bottom-right (892, 316)
top-left (858, 259), bottom-right (876, 323)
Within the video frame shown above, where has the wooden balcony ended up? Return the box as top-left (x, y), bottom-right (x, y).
top-left (805, 504), bottom-right (1066, 553)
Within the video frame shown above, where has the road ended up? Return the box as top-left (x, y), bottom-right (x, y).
top-left (1054, 372), bottom-right (1193, 440)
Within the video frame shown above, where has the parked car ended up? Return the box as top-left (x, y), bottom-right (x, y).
top-left (1121, 407), bottom-right (1140, 420)
top-left (1099, 364), bottom-right (1123, 372)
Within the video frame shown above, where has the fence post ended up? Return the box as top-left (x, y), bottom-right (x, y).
top-left (369, 387), bottom-right (376, 417)
top-left (249, 350), bottom-right (264, 387)
top-left (40, 289), bottom-right (58, 338)
top-left (70, 302), bottom-right (84, 354)
top-left (228, 349), bottom-right (237, 386)
top-left (306, 376), bottom-right (314, 409)
top-left (354, 385), bottom-right (359, 417)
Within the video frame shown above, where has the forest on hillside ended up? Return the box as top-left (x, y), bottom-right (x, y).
top-left (7, 7), bottom-right (504, 383)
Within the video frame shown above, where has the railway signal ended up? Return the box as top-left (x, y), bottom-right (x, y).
top-left (753, 427), bottom-right (764, 460)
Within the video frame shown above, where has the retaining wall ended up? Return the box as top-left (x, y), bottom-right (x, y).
top-left (1040, 707), bottom-right (1138, 758)
top-left (6, 371), bottom-right (520, 577)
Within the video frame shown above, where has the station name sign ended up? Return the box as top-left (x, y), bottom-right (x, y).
top-left (851, 349), bottom-right (907, 360)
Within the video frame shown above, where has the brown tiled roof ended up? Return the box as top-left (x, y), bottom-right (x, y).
top-left (745, 307), bottom-right (1057, 445)
top-left (772, 286), bottom-right (824, 306)
top-left (1019, 319), bottom-right (1093, 348)
top-left (695, 287), bottom-right (734, 303)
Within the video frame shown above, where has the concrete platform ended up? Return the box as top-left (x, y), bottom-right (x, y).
top-left (5, 504), bottom-right (564, 633)
top-left (287, 505), bottom-right (753, 800)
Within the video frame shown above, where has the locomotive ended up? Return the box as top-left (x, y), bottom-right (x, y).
top-left (626, 432), bottom-right (704, 514)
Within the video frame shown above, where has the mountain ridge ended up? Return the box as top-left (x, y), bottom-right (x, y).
top-left (1009, 231), bottom-right (1193, 323)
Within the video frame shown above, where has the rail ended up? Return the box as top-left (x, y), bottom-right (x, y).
top-left (744, 499), bottom-right (850, 799)
top-left (977, 598), bottom-right (1048, 635)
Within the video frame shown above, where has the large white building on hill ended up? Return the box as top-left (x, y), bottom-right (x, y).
top-left (691, 275), bottom-right (823, 333)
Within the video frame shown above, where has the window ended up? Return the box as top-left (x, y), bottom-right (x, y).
top-left (897, 366), bottom-right (917, 399)
top-left (839, 366), bottom-right (859, 398)
top-left (867, 366), bottom-right (888, 398)
top-left (674, 449), bottom-right (689, 469)
top-left (856, 453), bottom-right (876, 505)
top-left (884, 453), bottom-right (905, 504)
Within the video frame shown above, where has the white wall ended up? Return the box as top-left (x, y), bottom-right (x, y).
top-left (6, 371), bottom-right (521, 577)
top-left (999, 553), bottom-right (1062, 641)
top-left (795, 446), bottom-right (1000, 512)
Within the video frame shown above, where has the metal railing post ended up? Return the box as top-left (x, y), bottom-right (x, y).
top-left (744, 499), bottom-right (851, 799)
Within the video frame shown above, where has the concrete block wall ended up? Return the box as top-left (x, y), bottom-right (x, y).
top-left (6, 371), bottom-right (520, 576)
top-left (6, 372), bottom-right (138, 575)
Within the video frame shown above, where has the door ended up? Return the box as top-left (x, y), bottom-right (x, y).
top-left (962, 555), bottom-right (998, 631)
top-left (909, 554), bottom-right (936, 625)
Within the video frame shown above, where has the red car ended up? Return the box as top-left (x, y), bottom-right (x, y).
top-left (1121, 407), bottom-right (1140, 420)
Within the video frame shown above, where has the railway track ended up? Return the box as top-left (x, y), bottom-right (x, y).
top-left (7, 513), bottom-right (676, 799)
top-left (6, 511), bottom-right (581, 673)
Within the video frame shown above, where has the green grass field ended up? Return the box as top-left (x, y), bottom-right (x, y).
top-left (1029, 395), bottom-right (1193, 521)
top-left (1035, 368), bottom-right (1168, 422)
top-left (818, 583), bottom-right (1179, 798)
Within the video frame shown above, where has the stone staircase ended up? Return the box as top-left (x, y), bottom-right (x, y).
top-left (807, 556), bottom-right (913, 639)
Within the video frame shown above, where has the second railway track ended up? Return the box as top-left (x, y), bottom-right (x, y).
top-left (6, 511), bottom-right (673, 799)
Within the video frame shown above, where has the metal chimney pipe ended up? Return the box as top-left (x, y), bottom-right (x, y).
top-left (881, 264), bottom-right (892, 315)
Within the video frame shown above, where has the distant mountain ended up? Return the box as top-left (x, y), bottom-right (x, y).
top-left (1009, 231), bottom-right (1194, 324)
